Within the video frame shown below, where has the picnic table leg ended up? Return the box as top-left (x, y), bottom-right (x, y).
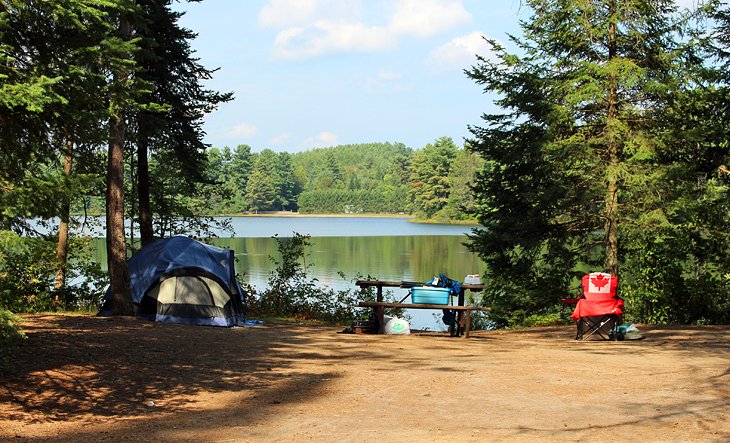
top-left (376, 305), bottom-right (385, 334)
top-left (465, 309), bottom-right (471, 338)
top-left (457, 289), bottom-right (466, 336)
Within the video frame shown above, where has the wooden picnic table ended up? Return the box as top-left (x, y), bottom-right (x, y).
top-left (355, 280), bottom-right (490, 338)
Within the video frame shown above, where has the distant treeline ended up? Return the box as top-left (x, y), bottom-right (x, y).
top-left (202, 137), bottom-right (482, 221)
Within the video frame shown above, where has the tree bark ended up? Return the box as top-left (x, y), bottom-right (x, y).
top-left (137, 137), bottom-right (154, 246)
top-left (54, 137), bottom-right (73, 305)
top-left (106, 13), bottom-right (134, 316)
top-left (604, 0), bottom-right (619, 276)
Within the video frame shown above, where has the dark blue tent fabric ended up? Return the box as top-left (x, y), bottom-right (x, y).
top-left (101, 236), bottom-right (245, 326)
top-left (128, 236), bottom-right (243, 305)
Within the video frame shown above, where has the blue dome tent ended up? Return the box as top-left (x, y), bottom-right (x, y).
top-left (102, 236), bottom-right (246, 327)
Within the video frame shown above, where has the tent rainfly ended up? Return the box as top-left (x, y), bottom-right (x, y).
top-left (101, 236), bottom-right (246, 327)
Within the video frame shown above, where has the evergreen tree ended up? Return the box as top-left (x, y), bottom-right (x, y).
top-left (620, 0), bottom-right (729, 323)
top-left (275, 152), bottom-right (298, 211)
top-left (444, 147), bottom-right (483, 220)
top-left (0, 0), bottom-right (109, 231)
top-left (132, 0), bottom-right (232, 246)
top-left (0, 0), bottom-right (137, 313)
top-left (466, 0), bottom-right (710, 326)
top-left (106, 0), bottom-right (138, 315)
top-left (231, 145), bottom-right (254, 188)
top-left (245, 149), bottom-right (278, 212)
top-left (408, 137), bottom-right (459, 218)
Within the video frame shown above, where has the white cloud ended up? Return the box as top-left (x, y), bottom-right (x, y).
top-left (427, 31), bottom-right (498, 73)
top-left (270, 132), bottom-right (292, 146)
top-left (258, 0), bottom-right (319, 28)
top-left (389, 0), bottom-right (471, 38)
top-left (226, 122), bottom-right (258, 138)
top-left (261, 0), bottom-right (472, 61)
top-left (302, 131), bottom-right (339, 148)
top-left (272, 21), bottom-right (394, 61)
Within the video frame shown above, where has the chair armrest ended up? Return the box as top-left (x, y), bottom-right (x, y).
top-left (561, 298), bottom-right (579, 304)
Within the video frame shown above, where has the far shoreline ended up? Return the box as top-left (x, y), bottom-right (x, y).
top-left (217, 211), bottom-right (479, 226)
top-left (220, 211), bottom-right (410, 218)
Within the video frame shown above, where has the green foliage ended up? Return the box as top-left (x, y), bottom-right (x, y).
top-left (204, 140), bottom-right (479, 222)
top-left (53, 236), bottom-right (109, 311)
top-left (0, 0), bottom-right (234, 316)
top-left (144, 152), bottom-right (234, 238)
top-left (0, 231), bottom-right (56, 312)
top-left (466, 0), bottom-right (729, 327)
top-left (245, 149), bottom-right (280, 212)
top-left (521, 312), bottom-right (563, 328)
top-left (622, 227), bottom-right (730, 325)
top-left (297, 188), bottom-right (408, 214)
top-left (132, 0), bottom-right (233, 189)
top-left (1, 163), bottom-right (102, 231)
top-left (0, 231), bottom-right (108, 312)
top-left (0, 309), bottom-right (27, 374)
top-left (275, 152), bottom-right (299, 211)
top-left (408, 137), bottom-right (459, 218)
top-left (293, 142), bottom-right (411, 192)
top-left (245, 233), bottom-right (368, 324)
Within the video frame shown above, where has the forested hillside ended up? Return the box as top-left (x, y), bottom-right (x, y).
top-left (202, 137), bottom-right (483, 221)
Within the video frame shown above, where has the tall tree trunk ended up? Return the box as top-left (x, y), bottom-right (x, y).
top-left (106, 13), bottom-right (134, 316)
top-left (54, 137), bottom-right (73, 305)
top-left (137, 137), bottom-right (154, 246)
top-left (604, 0), bottom-right (619, 276)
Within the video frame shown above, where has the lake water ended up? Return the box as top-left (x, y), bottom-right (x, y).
top-left (89, 216), bottom-right (486, 331)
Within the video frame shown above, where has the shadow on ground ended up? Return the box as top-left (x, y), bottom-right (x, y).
top-left (1, 315), bottom-right (382, 440)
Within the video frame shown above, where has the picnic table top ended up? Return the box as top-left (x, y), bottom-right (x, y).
top-left (357, 301), bottom-right (491, 310)
top-left (355, 279), bottom-right (486, 291)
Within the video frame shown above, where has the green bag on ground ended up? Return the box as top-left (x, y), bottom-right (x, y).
top-left (615, 323), bottom-right (643, 340)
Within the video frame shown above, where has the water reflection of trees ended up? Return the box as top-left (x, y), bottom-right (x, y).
top-left (214, 235), bottom-right (485, 290)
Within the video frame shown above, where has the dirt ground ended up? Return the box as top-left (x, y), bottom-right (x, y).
top-left (1, 315), bottom-right (728, 442)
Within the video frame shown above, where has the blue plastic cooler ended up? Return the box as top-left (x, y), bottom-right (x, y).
top-left (411, 286), bottom-right (450, 305)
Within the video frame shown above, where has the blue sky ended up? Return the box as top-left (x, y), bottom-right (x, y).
top-left (175, 0), bottom-right (699, 154)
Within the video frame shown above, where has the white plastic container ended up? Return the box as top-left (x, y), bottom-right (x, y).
top-left (464, 274), bottom-right (481, 285)
top-left (383, 315), bottom-right (411, 335)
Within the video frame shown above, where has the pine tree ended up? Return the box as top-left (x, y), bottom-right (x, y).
top-left (275, 152), bottom-right (298, 211)
top-left (466, 0), bottom-right (703, 326)
top-left (408, 137), bottom-right (459, 219)
top-left (106, 0), bottom-right (138, 315)
top-left (132, 0), bottom-right (232, 246)
top-left (245, 150), bottom-right (278, 212)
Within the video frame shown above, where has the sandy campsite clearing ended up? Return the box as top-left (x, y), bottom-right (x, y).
top-left (1, 315), bottom-right (728, 442)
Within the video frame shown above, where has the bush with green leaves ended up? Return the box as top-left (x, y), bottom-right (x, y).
top-left (0, 309), bottom-right (26, 374)
top-left (0, 231), bottom-right (57, 312)
top-left (0, 231), bottom-right (108, 312)
top-left (245, 232), bottom-right (372, 324)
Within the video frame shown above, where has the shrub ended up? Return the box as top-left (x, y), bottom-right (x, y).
top-left (0, 231), bottom-right (108, 312)
top-left (245, 233), bottom-right (373, 324)
top-left (0, 310), bottom-right (27, 374)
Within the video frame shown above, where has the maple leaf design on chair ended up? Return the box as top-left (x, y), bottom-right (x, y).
top-left (591, 274), bottom-right (609, 290)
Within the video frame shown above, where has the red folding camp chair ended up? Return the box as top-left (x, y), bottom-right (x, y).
top-left (562, 272), bottom-right (624, 340)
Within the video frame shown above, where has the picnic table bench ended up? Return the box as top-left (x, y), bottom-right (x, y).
top-left (355, 280), bottom-right (490, 338)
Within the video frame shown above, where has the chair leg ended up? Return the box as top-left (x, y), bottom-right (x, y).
top-left (577, 315), bottom-right (619, 341)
